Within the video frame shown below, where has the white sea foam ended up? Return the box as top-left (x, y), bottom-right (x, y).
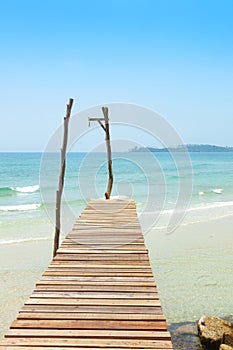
top-left (198, 189), bottom-right (223, 195)
top-left (11, 185), bottom-right (39, 193)
top-left (151, 211), bottom-right (233, 230)
top-left (144, 201), bottom-right (233, 216)
top-left (212, 188), bottom-right (223, 194)
top-left (0, 204), bottom-right (41, 211)
top-left (110, 195), bottom-right (130, 200)
top-left (0, 237), bottom-right (51, 245)
top-left (190, 201), bottom-right (233, 211)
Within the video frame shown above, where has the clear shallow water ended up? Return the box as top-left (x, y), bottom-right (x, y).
top-left (1, 152), bottom-right (233, 244)
top-left (0, 152), bottom-right (233, 349)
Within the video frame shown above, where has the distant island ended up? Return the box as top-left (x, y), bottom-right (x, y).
top-left (130, 144), bottom-right (233, 152)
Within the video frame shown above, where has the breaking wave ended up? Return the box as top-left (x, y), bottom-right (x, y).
top-left (0, 185), bottom-right (39, 197)
top-left (0, 204), bottom-right (41, 212)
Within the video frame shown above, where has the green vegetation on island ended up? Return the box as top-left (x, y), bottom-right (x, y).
top-left (130, 144), bottom-right (233, 152)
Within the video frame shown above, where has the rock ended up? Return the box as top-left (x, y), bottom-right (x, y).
top-left (172, 322), bottom-right (197, 336)
top-left (220, 345), bottom-right (233, 350)
top-left (223, 333), bottom-right (233, 347)
top-left (198, 315), bottom-right (233, 349)
top-left (169, 321), bottom-right (199, 349)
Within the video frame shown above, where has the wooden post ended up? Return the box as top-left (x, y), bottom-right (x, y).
top-left (53, 98), bottom-right (74, 258)
top-left (88, 107), bottom-right (113, 200)
top-left (102, 107), bottom-right (113, 199)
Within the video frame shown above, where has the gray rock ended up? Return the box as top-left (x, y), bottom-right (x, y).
top-left (169, 321), bottom-right (199, 349)
top-left (198, 315), bottom-right (233, 349)
top-left (172, 322), bottom-right (197, 336)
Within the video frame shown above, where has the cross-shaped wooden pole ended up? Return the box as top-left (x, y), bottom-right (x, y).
top-left (88, 107), bottom-right (113, 199)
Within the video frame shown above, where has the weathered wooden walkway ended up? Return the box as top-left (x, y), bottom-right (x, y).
top-left (0, 199), bottom-right (173, 349)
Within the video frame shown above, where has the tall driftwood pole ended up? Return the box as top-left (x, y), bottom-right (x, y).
top-left (102, 107), bottom-right (113, 199)
top-left (53, 98), bottom-right (74, 258)
top-left (88, 107), bottom-right (113, 199)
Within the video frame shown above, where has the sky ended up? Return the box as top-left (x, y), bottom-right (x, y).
top-left (0, 0), bottom-right (233, 151)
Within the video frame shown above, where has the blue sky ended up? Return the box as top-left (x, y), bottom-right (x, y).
top-left (0, 0), bottom-right (233, 151)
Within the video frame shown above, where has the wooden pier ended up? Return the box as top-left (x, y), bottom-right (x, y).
top-left (0, 199), bottom-right (173, 349)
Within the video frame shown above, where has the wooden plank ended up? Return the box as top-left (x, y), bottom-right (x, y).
top-left (42, 271), bottom-right (153, 277)
top-left (67, 229), bottom-right (142, 233)
top-left (43, 270), bottom-right (153, 275)
top-left (65, 237), bottom-right (144, 242)
top-left (31, 292), bottom-right (159, 299)
top-left (49, 260), bottom-right (150, 265)
top-left (66, 235), bottom-right (143, 239)
top-left (69, 232), bottom-right (143, 236)
top-left (53, 257), bottom-right (149, 263)
top-left (25, 298), bottom-right (161, 306)
top-left (62, 239), bottom-right (144, 243)
top-left (60, 244), bottom-right (145, 249)
top-left (41, 276), bottom-right (154, 282)
top-left (2, 338), bottom-right (173, 348)
top-left (46, 266), bottom-right (152, 271)
top-left (54, 253), bottom-right (149, 260)
top-left (34, 285), bottom-right (157, 292)
top-left (5, 329), bottom-right (171, 339)
top-left (45, 264), bottom-right (151, 269)
top-left (0, 347), bottom-right (173, 350)
top-left (59, 244), bottom-right (147, 250)
top-left (20, 305), bottom-right (164, 314)
top-left (17, 312), bottom-right (165, 321)
top-left (36, 280), bottom-right (156, 286)
top-left (79, 215), bottom-right (138, 219)
top-left (56, 249), bottom-right (147, 254)
top-left (71, 225), bottom-right (141, 229)
top-left (62, 241), bottom-right (145, 246)
top-left (43, 268), bottom-right (153, 277)
top-left (11, 319), bottom-right (167, 331)
top-left (72, 225), bottom-right (142, 229)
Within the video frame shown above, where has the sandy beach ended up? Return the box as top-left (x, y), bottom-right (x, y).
top-left (147, 213), bottom-right (233, 324)
top-left (0, 240), bottom-right (52, 340)
top-left (1, 213), bottom-right (233, 348)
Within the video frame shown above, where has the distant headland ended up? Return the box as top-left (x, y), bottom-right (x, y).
top-left (130, 144), bottom-right (233, 152)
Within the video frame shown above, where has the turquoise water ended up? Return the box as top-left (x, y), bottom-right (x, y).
top-left (0, 152), bottom-right (233, 349)
top-left (1, 152), bottom-right (233, 244)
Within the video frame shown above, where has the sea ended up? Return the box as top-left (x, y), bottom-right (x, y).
top-left (0, 151), bottom-right (233, 348)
